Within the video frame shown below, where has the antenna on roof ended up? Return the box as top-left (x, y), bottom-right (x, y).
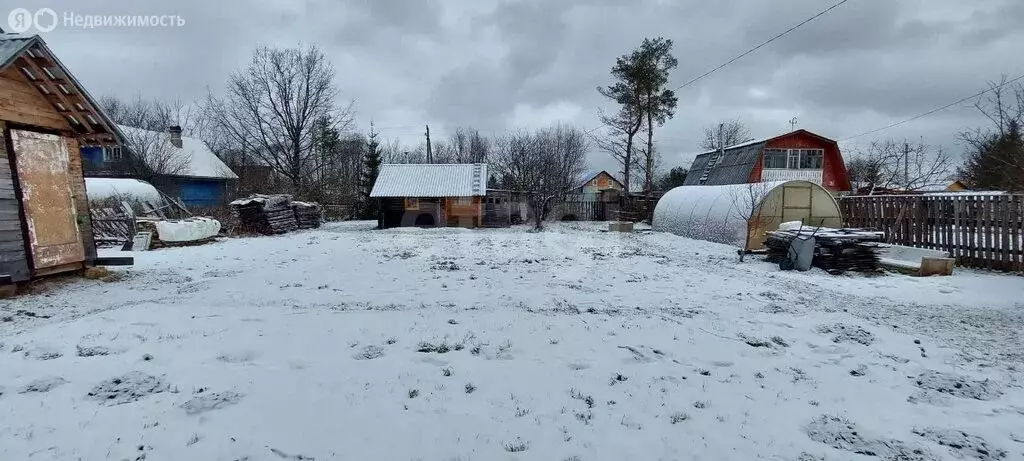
top-left (789, 117), bottom-right (799, 131)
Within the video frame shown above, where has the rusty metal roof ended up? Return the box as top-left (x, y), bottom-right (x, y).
top-left (370, 163), bottom-right (488, 197)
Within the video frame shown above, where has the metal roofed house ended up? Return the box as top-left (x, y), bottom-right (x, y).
top-left (683, 129), bottom-right (852, 192)
top-left (1, 33), bottom-right (126, 283)
top-left (82, 125), bottom-right (239, 207)
top-left (370, 163), bottom-right (488, 229)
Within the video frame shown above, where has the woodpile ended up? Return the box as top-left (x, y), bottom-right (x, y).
top-left (765, 227), bottom-right (885, 274)
top-left (230, 194), bottom-right (323, 235)
top-left (292, 201), bottom-right (323, 229)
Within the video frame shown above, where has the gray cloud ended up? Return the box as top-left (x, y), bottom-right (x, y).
top-left (21, 0), bottom-right (1024, 174)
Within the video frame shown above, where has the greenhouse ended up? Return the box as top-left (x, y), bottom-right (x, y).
top-left (652, 180), bottom-right (843, 250)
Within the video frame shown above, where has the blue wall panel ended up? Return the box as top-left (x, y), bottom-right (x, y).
top-left (179, 180), bottom-right (222, 207)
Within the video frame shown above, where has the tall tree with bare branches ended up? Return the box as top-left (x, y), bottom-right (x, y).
top-left (99, 94), bottom-right (199, 179)
top-left (959, 76), bottom-right (1024, 191)
top-left (701, 119), bottom-right (753, 151)
top-left (637, 37), bottom-right (678, 222)
top-left (849, 140), bottom-right (952, 193)
top-left (597, 43), bottom-right (648, 193)
top-left (207, 45), bottom-right (354, 197)
top-left (492, 125), bottom-right (588, 229)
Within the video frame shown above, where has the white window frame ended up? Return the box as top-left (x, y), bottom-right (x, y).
top-left (764, 148), bottom-right (824, 170)
top-left (103, 146), bottom-right (123, 162)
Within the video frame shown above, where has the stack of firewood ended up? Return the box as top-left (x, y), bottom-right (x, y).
top-left (230, 194), bottom-right (297, 235)
top-left (292, 201), bottom-right (323, 229)
top-left (765, 227), bottom-right (885, 274)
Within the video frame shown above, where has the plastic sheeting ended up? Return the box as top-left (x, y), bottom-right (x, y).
top-left (154, 217), bottom-right (221, 242)
top-left (653, 180), bottom-right (842, 249)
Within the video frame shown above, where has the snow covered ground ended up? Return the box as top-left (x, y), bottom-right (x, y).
top-left (2, 221), bottom-right (1023, 460)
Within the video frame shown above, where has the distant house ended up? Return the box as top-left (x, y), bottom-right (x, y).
top-left (576, 170), bottom-right (624, 196)
top-left (81, 125), bottom-right (238, 207)
top-left (917, 180), bottom-right (969, 193)
top-left (370, 163), bottom-right (488, 229)
top-left (0, 33), bottom-right (124, 283)
top-left (683, 129), bottom-right (852, 192)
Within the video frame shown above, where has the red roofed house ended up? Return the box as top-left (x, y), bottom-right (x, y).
top-left (683, 129), bottom-right (852, 192)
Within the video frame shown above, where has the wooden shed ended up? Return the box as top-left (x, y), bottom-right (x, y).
top-left (0, 33), bottom-right (123, 284)
top-left (370, 163), bottom-right (488, 229)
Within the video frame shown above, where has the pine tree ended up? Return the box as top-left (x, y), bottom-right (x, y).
top-left (361, 122), bottom-right (383, 219)
top-left (960, 119), bottom-right (1024, 191)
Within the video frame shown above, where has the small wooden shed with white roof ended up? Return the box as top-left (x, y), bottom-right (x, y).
top-left (370, 163), bottom-right (488, 229)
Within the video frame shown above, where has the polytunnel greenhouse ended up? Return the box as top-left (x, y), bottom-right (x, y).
top-left (652, 180), bottom-right (843, 250)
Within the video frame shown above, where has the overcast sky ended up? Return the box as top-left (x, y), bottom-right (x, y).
top-left (20, 0), bottom-right (1024, 174)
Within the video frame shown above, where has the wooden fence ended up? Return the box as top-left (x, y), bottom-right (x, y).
top-left (838, 194), bottom-right (1024, 271)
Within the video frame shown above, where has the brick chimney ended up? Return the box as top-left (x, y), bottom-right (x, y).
top-left (169, 125), bottom-right (183, 148)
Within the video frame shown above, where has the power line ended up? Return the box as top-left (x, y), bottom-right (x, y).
top-left (673, 0), bottom-right (851, 92)
top-left (840, 72), bottom-right (1024, 142)
top-left (586, 0), bottom-right (852, 136)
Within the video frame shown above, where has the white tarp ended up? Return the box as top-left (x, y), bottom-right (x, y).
top-left (154, 217), bottom-right (221, 242)
top-left (653, 182), bottom-right (785, 247)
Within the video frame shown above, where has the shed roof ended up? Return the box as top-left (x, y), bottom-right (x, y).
top-left (0, 33), bottom-right (124, 145)
top-left (371, 163), bottom-right (488, 197)
top-left (117, 125), bottom-right (238, 180)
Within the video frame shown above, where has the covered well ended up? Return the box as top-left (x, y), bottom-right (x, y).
top-left (652, 180), bottom-right (842, 250)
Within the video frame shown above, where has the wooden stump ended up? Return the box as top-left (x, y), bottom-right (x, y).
top-left (609, 221), bottom-right (634, 233)
top-left (919, 257), bottom-right (955, 277)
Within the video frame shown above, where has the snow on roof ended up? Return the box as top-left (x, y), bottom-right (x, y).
top-left (85, 178), bottom-right (163, 203)
top-left (370, 163), bottom-right (488, 197)
top-left (117, 125), bottom-right (238, 180)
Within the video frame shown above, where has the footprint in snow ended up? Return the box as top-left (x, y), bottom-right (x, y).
top-left (23, 347), bottom-right (63, 361)
top-left (18, 376), bottom-right (68, 393)
top-left (181, 390), bottom-right (245, 415)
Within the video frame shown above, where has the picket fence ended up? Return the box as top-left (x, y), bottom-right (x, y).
top-left (838, 193), bottom-right (1024, 271)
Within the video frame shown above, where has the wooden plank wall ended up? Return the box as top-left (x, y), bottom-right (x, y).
top-left (839, 194), bottom-right (1024, 271)
top-left (0, 121), bottom-right (32, 282)
top-left (63, 136), bottom-right (96, 264)
top-left (0, 67), bottom-right (73, 132)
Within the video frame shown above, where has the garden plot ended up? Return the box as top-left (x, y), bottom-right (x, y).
top-left (2, 221), bottom-right (1023, 460)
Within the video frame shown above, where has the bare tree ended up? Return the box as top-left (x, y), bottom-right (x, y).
top-left (492, 125), bottom-right (588, 229)
top-left (99, 94), bottom-right (193, 178)
top-left (958, 76), bottom-right (1024, 191)
top-left (701, 119), bottom-right (753, 151)
top-left (728, 181), bottom-right (773, 261)
top-left (593, 109), bottom-right (643, 182)
top-left (597, 49), bottom-right (646, 193)
top-left (430, 127), bottom-right (491, 164)
top-left (207, 45), bottom-right (354, 197)
top-left (850, 140), bottom-right (952, 193)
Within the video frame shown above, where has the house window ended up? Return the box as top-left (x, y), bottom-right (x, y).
top-left (103, 146), bottom-right (122, 162)
top-left (764, 149), bottom-right (788, 169)
top-left (405, 198), bottom-right (419, 210)
top-left (799, 149), bottom-right (824, 169)
top-left (787, 150), bottom-right (801, 169)
top-left (763, 148), bottom-right (824, 169)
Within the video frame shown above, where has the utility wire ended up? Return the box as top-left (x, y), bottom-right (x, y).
top-left (672, 0), bottom-right (851, 91)
top-left (840, 72), bottom-right (1024, 141)
top-left (586, 0), bottom-right (851, 136)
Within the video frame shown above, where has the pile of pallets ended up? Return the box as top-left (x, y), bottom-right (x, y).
top-left (292, 201), bottom-right (323, 229)
top-left (765, 227), bottom-right (885, 274)
top-left (230, 194), bottom-right (297, 235)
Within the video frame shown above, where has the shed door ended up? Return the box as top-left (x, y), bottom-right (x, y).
top-left (10, 129), bottom-right (85, 270)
